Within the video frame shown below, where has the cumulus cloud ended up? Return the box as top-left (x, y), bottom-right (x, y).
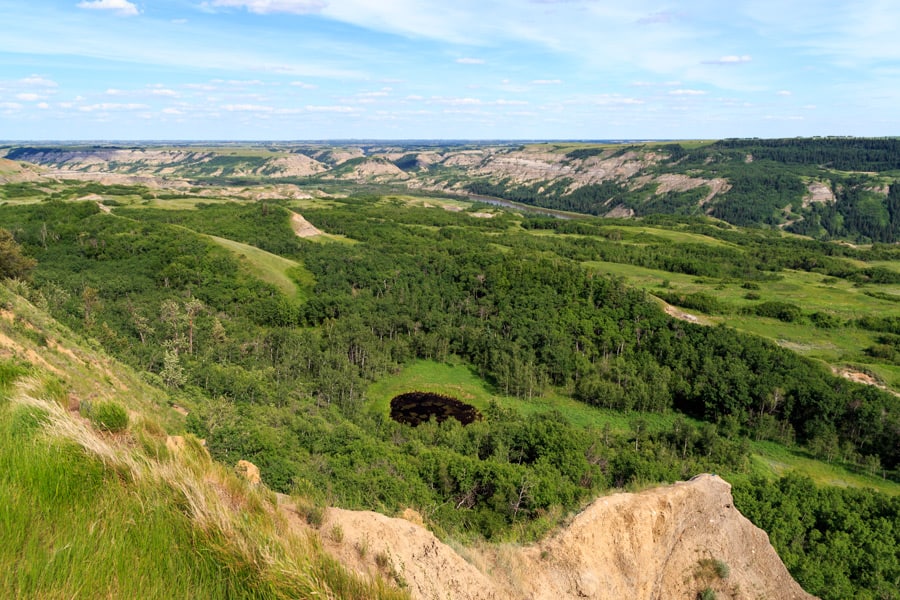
top-left (15, 93), bottom-right (42, 101)
top-left (703, 55), bottom-right (752, 65)
top-left (208, 0), bottom-right (325, 14)
top-left (456, 57), bottom-right (485, 65)
top-left (290, 81), bottom-right (318, 89)
top-left (76, 0), bottom-right (140, 17)
top-left (777, 90), bottom-right (792, 96)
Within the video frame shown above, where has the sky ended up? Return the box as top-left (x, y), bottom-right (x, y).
top-left (1, 0), bottom-right (898, 140)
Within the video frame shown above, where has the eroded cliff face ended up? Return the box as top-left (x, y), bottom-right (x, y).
top-left (292, 475), bottom-right (814, 600)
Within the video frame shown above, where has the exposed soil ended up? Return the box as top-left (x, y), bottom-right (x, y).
top-left (289, 212), bottom-right (323, 237)
top-left (802, 181), bottom-right (836, 207)
top-left (390, 391), bottom-right (482, 426)
top-left (289, 475), bottom-right (815, 600)
top-left (832, 367), bottom-right (900, 396)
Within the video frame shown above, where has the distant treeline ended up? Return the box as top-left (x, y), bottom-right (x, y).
top-left (710, 137), bottom-right (900, 171)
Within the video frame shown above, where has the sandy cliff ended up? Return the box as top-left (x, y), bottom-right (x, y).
top-left (294, 474), bottom-right (814, 600)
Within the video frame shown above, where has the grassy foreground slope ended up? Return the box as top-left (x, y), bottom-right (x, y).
top-left (0, 284), bottom-right (406, 600)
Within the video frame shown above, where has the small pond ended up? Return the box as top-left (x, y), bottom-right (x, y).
top-left (389, 391), bottom-right (482, 427)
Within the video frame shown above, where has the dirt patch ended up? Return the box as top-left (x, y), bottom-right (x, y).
top-left (802, 181), bottom-right (835, 207)
top-left (832, 367), bottom-right (899, 396)
top-left (604, 205), bottom-right (635, 218)
top-left (468, 212), bottom-right (495, 219)
top-left (290, 212), bottom-right (323, 238)
top-left (663, 303), bottom-right (700, 323)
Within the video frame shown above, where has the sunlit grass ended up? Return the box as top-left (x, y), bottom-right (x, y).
top-left (367, 358), bottom-right (900, 498)
top-left (207, 234), bottom-right (314, 300)
top-left (0, 365), bottom-right (408, 600)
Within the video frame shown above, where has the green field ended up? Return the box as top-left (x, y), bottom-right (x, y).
top-left (369, 359), bottom-right (899, 496)
top-left (583, 256), bottom-right (900, 391)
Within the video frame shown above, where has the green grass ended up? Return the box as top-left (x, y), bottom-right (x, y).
top-left (207, 234), bottom-right (315, 300)
top-left (742, 441), bottom-right (899, 496)
top-left (368, 358), bottom-right (676, 433)
top-left (583, 259), bottom-right (900, 391)
top-left (368, 358), bottom-right (900, 497)
top-left (0, 400), bottom-right (273, 599)
top-left (0, 359), bottom-right (408, 600)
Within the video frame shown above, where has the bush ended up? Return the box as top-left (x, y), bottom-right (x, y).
top-left (83, 400), bottom-right (129, 433)
top-left (751, 301), bottom-right (803, 322)
top-left (810, 311), bottom-right (841, 329)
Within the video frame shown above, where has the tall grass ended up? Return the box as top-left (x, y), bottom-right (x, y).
top-left (0, 364), bottom-right (408, 600)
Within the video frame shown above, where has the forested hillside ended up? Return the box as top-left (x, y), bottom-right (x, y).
top-left (1, 143), bottom-right (899, 598)
top-left (5, 137), bottom-right (900, 243)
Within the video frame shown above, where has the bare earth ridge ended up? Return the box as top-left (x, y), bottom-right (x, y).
top-left (284, 474), bottom-right (815, 600)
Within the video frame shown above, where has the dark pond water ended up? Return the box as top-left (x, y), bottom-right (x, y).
top-left (389, 392), bottom-right (482, 426)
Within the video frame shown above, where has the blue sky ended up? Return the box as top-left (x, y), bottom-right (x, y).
top-left (1, 0), bottom-right (898, 140)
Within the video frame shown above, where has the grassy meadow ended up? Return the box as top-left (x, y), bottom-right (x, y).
top-left (368, 359), bottom-right (899, 497)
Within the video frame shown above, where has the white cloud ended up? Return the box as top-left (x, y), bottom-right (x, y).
top-left (37, 102), bottom-right (50, 109)
top-left (703, 55), bottom-right (752, 65)
top-left (184, 83), bottom-right (218, 91)
top-left (305, 105), bottom-right (355, 112)
top-left (631, 80), bottom-right (681, 87)
top-left (776, 90), bottom-right (792, 96)
top-left (209, 0), bottom-right (325, 14)
top-left (493, 99), bottom-right (528, 105)
top-left (456, 57), bottom-right (485, 65)
top-left (162, 108), bottom-right (184, 115)
top-left (431, 97), bottom-right (482, 106)
top-left (594, 94), bottom-right (644, 105)
top-left (290, 81), bottom-right (318, 89)
top-left (669, 89), bottom-right (707, 96)
top-left (20, 75), bottom-right (58, 88)
top-left (76, 0), bottom-right (140, 17)
top-left (151, 88), bottom-right (179, 97)
top-left (15, 93), bottom-right (42, 101)
top-left (78, 103), bottom-right (148, 112)
top-left (0, 102), bottom-right (22, 110)
top-left (532, 79), bottom-right (562, 85)
top-left (105, 88), bottom-right (125, 95)
top-left (222, 104), bottom-right (273, 111)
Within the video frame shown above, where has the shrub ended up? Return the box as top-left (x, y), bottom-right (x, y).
top-left (810, 311), bottom-right (842, 329)
top-left (713, 559), bottom-right (730, 579)
top-left (751, 301), bottom-right (803, 322)
top-left (83, 400), bottom-right (129, 433)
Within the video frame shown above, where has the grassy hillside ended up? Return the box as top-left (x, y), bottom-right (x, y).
top-left (0, 284), bottom-right (406, 600)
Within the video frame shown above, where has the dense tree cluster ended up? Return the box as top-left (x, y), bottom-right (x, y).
top-left (734, 473), bottom-right (900, 600)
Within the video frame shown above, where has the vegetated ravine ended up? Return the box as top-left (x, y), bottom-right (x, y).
top-left (0, 141), bottom-right (898, 599)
